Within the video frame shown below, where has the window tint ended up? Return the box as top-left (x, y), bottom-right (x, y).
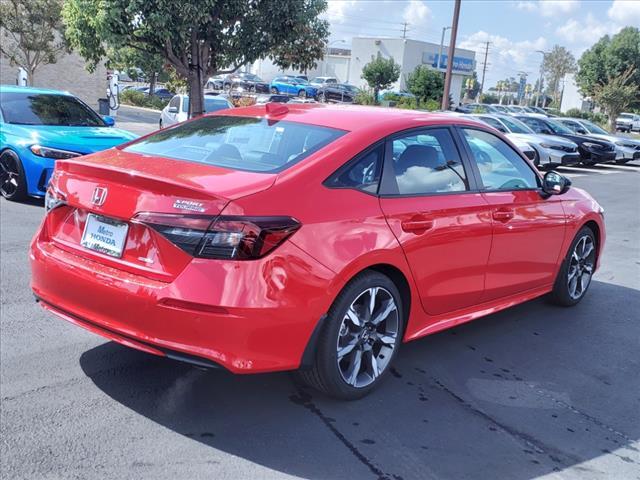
top-left (519, 117), bottom-right (547, 133)
top-left (462, 128), bottom-right (538, 191)
top-left (124, 115), bottom-right (345, 173)
top-left (325, 144), bottom-right (383, 193)
top-left (389, 129), bottom-right (468, 195)
top-left (0, 91), bottom-right (104, 126)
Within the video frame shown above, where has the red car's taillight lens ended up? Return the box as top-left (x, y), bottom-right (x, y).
top-left (133, 213), bottom-right (300, 260)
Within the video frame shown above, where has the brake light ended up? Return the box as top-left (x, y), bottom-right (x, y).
top-left (44, 185), bottom-right (67, 213)
top-left (133, 213), bottom-right (300, 260)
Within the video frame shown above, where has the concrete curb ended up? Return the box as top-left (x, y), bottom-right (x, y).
top-left (118, 103), bottom-right (162, 113)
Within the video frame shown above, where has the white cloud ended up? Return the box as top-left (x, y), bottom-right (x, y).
top-left (402, 0), bottom-right (432, 26)
top-left (459, 30), bottom-right (547, 71)
top-left (516, 0), bottom-right (580, 17)
top-left (324, 0), bottom-right (358, 23)
top-left (607, 0), bottom-right (640, 24)
top-left (556, 12), bottom-right (624, 46)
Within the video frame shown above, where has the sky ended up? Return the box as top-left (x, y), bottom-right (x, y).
top-left (322, 0), bottom-right (640, 88)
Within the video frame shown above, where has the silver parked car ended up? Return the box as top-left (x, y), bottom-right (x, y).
top-left (557, 118), bottom-right (640, 163)
top-left (159, 94), bottom-right (233, 129)
top-left (474, 114), bottom-right (581, 168)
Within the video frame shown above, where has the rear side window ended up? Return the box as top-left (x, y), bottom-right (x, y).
top-left (124, 115), bottom-right (345, 173)
top-left (387, 128), bottom-right (468, 195)
top-left (325, 143), bottom-right (383, 193)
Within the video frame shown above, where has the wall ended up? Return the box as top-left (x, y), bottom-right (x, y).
top-left (0, 50), bottom-right (107, 109)
top-left (252, 54), bottom-right (351, 83)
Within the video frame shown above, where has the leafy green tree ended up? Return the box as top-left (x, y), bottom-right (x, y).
top-left (361, 56), bottom-right (401, 105)
top-left (406, 65), bottom-right (444, 107)
top-left (107, 47), bottom-right (166, 96)
top-left (576, 27), bottom-right (640, 130)
top-left (63, 0), bottom-right (329, 116)
top-left (0, 0), bottom-right (66, 84)
top-left (542, 45), bottom-right (577, 106)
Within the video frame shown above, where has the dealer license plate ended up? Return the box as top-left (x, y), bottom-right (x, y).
top-left (81, 213), bottom-right (129, 258)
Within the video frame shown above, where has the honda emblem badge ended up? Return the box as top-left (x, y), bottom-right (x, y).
top-left (91, 187), bottom-right (108, 206)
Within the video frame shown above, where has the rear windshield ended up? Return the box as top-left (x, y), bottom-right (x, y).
top-left (124, 115), bottom-right (345, 173)
top-left (0, 91), bottom-right (105, 126)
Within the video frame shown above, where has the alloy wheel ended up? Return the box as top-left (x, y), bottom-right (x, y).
top-left (0, 154), bottom-right (19, 198)
top-left (336, 287), bottom-right (399, 388)
top-left (567, 235), bottom-right (595, 300)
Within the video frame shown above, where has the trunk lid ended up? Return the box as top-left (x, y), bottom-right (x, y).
top-left (45, 148), bottom-right (276, 280)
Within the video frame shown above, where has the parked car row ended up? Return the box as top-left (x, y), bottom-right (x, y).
top-left (448, 110), bottom-right (639, 168)
top-left (205, 73), bottom-right (359, 104)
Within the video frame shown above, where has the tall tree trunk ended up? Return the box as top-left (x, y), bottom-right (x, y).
top-left (188, 69), bottom-right (205, 118)
top-left (373, 87), bottom-right (379, 105)
top-left (148, 72), bottom-right (156, 96)
top-left (27, 66), bottom-right (35, 86)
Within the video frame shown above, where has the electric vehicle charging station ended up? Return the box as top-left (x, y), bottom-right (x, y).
top-left (106, 72), bottom-right (120, 117)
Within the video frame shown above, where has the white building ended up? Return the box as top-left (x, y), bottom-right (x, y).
top-left (251, 48), bottom-right (351, 83)
top-left (251, 37), bottom-right (476, 105)
top-left (348, 37), bottom-right (476, 105)
top-left (560, 73), bottom-right (593, 113)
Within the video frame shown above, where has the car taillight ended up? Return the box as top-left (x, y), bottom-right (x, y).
top-left (133, 213), bottom-right (300, 260)
top-left (44, 186), bottom-right (67, 213)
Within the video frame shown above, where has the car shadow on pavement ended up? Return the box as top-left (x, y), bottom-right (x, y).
top-left (79, 280), bottom-right (640, 479)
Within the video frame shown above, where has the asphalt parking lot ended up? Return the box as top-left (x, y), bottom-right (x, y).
top-left (1, 117), bottom-right (639, 479)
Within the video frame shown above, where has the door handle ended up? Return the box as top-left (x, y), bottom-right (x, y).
top-left (492, 208), bottom-right (515, 222)
top-left (401, 218), bottom-right (434, 233)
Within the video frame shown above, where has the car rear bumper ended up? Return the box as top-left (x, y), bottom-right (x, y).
top-left (30, 231), bottom-right (335, 373)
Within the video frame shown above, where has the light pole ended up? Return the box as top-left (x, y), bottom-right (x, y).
top-left (441, 0), bottom-right (461, 110)
top-left (437, 26), bottom-right (452, 70)
top-left (535, 50), bottom-right (548, 108)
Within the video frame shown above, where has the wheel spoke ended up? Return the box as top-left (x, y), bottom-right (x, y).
top-left (346, 349), bottom-right (363, 386)
top-left (367, 287), bottom-right (378, 321)
top-left (337, 340), bottom-right (358, 360)
top-left (583, 264), bottom-right (593, 273)
top-left (371, 298), bottom-right (396, 325)
top-left (377, 334), bottom-right (396, 346)
top-left (568, 275), bottom-right (578, 298)
top-left (568, 266), bottom-right (578, 281)
top-left (345, 307), bottom-right (361, 327)
top-left (369, 350), bottom-right (379, 379)
top-left (582, 241), bottom-right (594, 259)
top-left (580, 272), bottom-right (591, 292)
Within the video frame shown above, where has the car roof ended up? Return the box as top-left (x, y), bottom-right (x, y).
top-left (214, 103), bottom-right (485, 135)
top-left (0, 84), bottom-right (73, 96)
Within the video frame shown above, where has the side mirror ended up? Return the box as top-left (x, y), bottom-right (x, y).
top-left (168, 106), bottom-right (179, 114)
top-left (102, 115), bottom-right (115, 127)
top-left (542, 170), bottom-right (571, 196)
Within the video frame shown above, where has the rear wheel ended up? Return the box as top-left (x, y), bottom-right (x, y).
top-left (270, 87), bottom-right (278, 94)
top-left (0, 150), bottom-right (27, 201)
top-left (318, 92), bottom-right (326, 103)
top-left (549, 226), bottom-right (596, 306)
top-left (298, 89), bottom-right (307, 98)
top-left (297, 271), bottom-right (404, 400)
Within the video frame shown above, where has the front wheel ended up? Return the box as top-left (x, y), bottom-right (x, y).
top-left (549, 226), bottom-right (597, 306)
top-left (270, 87), bottom-right (278, 94)
top-left (0, 150), bottom-right (28, 201)
top-left (297, 271), bottom-right (404, 400)
top-left (298, 89), bottom-right (307, 98)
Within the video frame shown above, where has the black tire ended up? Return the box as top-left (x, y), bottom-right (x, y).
top-left (0, 150), bottom-right (28, 202)
top-left (298, 89), bottom-right (307, 98)
top-left (159, 119), bottom-right (163, 129)
top-left (318, 92), bottom-right (326, 103)
top-left (270, 87), bottom-right (278, 94)
top-left (549, 226), bottom-right (597, 307)
top-left (296, 270), bottom-right (405, 400)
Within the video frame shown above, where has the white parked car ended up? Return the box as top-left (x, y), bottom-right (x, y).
top-left (558, 118), bottom-right (640, 163)
top-left (474, 114), bottom-right (581, 168)
top-left (159, 94), bottom-right (233, 128)
top-left (309, 76), bottom-right (338, 87)
top-left (615, 113), bottom-right (640, 133)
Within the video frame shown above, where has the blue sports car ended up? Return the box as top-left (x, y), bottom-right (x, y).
top-left (269, 76), bottom-right (318, 98)
top-left (0, 86), bottom-right (137, 201)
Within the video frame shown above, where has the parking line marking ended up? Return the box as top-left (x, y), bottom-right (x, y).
top-left (596, 164), bottom-right (640, 172)
top-left (557, 166), bottom-right (615, 174)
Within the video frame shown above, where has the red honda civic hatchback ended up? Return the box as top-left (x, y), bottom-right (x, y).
top-left (30, 104), bottom-right (605, 399)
